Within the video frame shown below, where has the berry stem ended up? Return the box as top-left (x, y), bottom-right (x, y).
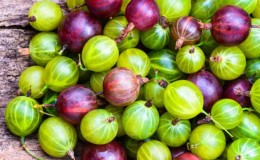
top-left (58, 45), bottom-right (67, 55)
top-left (77, 54), bottom-right (88, 71)
top-left (21, 137), bottom-right (44, 160)
top-left (201, 110), bottom-right (234, 137)
top-left (18, 48), bottom-right (30, 56)
top-left (28, 16), bottom-right (36, 22)
top-left (145, 99), bottom-right (153, 107)
top-left (67, 149), bottom-right (75, 160)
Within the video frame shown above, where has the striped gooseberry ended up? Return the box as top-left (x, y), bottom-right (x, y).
top-left (140, 22), bottom-right (170, 50)
top-left (137, 140), bottom-right (171, 160)
top-left (5, 96), bottom-right (42, 159)
top-left (190, 0), bottom-right (221, 21)
top-left (210, 99), bottom-right (243, 130)
top-left (227, 138), bottom-right (260, 160)
top-left (81, 35), bottom-right (119, 72)
top-left (176, 45), bottom-right (205, 74)
top-left (171, 16), bottom-right (202, 49)
top-left (38, 117), bottom-right (77, 159)
top-left (229, 111), bottom-right (260, 142)
top-left (156, 112), bottom-right (191, 147)
top-left (103, 67), bottom-right (148, 107)
top-left (122, 100), bottom-right (159, 140)
top-left (209, 46), bottom-right (246, 80)
top-left (56, 85), bottom-right (98, 125)
top-left (245, 58), bottom-right (260, 82)
top-left (80, 109), bottom-right (118, 145)
top-left (250, 78), bottom-right (260, 113)
top-left (143, 78), bottom-right (168, 108)
top-left (23, 32), bottom-right (62, 66)
top-left (148, 49), bottom-right (183, 82)
top-left (18, 66), bottom-right (48, 99)
top-left (117, 48), bottom-right (151, 77)
top-left (163, 80), bottom-right (203, 119)
top-left (188, 124), bottom-right (226, 159)
top-left (105, 104), bottom-right (125, 137)
top-left (103, 16), bottom-right (140, 52)
top-left (58, 10), bottom-right (102, 53)
top-left (155, 0), bottom-right (191, 22)
top-left (239, 18), bottom-right (260, 59)
top-left (90, 70), bottom-right (110, 97)
top-left (220, 0), bottom-right (257, 14)
top-left (28, 1), bottom-right (63, 31)
top-left (44, 56), bottom-right (79, 92)
top-left (253, 0), bottom-right (260, 18)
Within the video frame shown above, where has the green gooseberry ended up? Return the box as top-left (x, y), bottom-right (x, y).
top-left (140, 23), bottom-right (170, 50)
top-left (18, 66), bottom-right (48, 99)
top-left (44, 56), bottom-right (79, 92)
top-left (221, 0), bottom-right (257, 14)
top-left (82, 35), bottom-right (119, 72)
top-left (155, 0), bottom-right (191, 22)
top-left (28, 1), bottom-right (63, 31)
top-left (117, 48), bottom-right (150, 77)
top-left (103, 16), bottom-right (140, 52)
top-left (29, 32), bottom-right (63, 66)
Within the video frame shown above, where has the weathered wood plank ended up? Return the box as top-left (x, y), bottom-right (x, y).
top-left (0, 1), bottom-right (84, 159)
top-left (0, 108), bottom-right (83, 160)
top-left (0, 135), bottom-right (83, 160)
top-left (0, 29), bottom-right (35, 108)
top-left (0, 0), bottom-right (67, 27)
top-left (0, 29), bottom-right (85, 159)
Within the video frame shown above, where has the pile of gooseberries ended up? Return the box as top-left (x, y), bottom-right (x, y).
top-left (5, 0), bottom-right (260, 159)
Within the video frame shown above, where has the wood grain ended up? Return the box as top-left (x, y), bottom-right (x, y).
top-left (0, 0), bottom-right (67, 27)
top-left (0, 0), bottom-right (85, 159)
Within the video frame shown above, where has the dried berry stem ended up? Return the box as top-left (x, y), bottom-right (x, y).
top-left (197, 115), bottom-right (212, 124)
top-left (18, 48), bottom-right (30, 56)
top-left (68, 149), bottom-right (75, 160)
top-left (189, 46), bottom-right (195, 54)
top-left (114, 22), bottom-right (135, 43)
top-left (172, 118), bottom-right (180, 125)
top-left (235, 155), bottom-right (241, 160)
top-left (28, 16), bottom-right (36, 22)
top-left (159, 16), bottom-right (170, 29)
top-left (175, 37), bottom-right (185, 50)
top-left (97, 98), bottom-right (107, 106)
top-left (234, 87), bottom-right (250, 97)
top-left (137, 75), bottom-right (149, 85)
top-left (145, 99), bottom-right (153, 107)
top-left (105, 117), bottom-right (115, 123)
top-left (210, 55), bottom-right (222, 63)
top-left (198, 21), bottom-right (212, 30)
top-left (158, 80), bottom-right (168, 88)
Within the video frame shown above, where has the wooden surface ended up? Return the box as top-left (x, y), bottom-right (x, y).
top-left (0, 0), bottom-right (83, 159)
